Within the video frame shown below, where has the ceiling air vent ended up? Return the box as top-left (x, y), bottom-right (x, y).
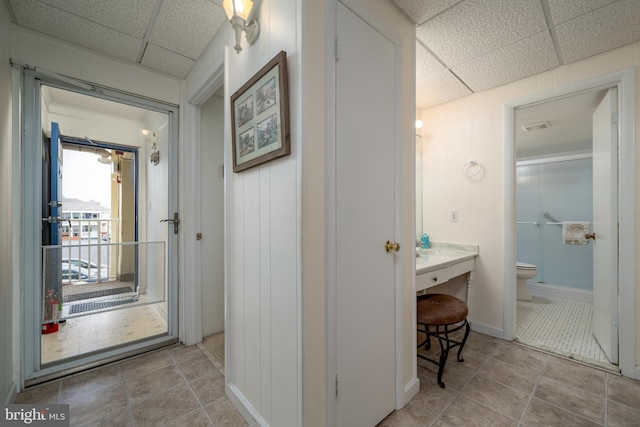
top-left (521, 121), bottom-right (551, 132)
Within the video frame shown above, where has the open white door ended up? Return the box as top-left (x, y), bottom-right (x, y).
top-left (591, 88), bottom-right (618, 364)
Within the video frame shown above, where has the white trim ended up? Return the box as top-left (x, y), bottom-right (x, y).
top-left (226, 382), bottom-right (263, 426)
top-left (504, 68), bottom-right (636, 378)
top-left (3, 382), bottom-right (17, 404)
top-left (527, 283), bottom-right (593, 304)
top-left (470, 321), bottom-right (505, 340)
top-left (516, 151), bottom-right (592, 166)
top-left (402, 378), bottom-right (420, 407)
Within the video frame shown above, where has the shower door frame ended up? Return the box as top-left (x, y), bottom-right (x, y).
top-left (503, 68), bottom-right (636, 378)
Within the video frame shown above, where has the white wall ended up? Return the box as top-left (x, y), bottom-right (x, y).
top-left (199, 94), bottom-right (225, 336)
top-left (419, 43), bottom-right (640, 352)
top-left (0, 0), bottom-right (16, 404)
top-left (185, 0), bottom-right (301, 425)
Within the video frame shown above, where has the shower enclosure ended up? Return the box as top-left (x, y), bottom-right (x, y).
top-left (516, 155), bottom-right (593, 291)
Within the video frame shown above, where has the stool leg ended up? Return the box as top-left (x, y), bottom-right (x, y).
top-left (435, 326), bottom-right (448, 388)
top-left (456, 320), bottom-right (470, 362)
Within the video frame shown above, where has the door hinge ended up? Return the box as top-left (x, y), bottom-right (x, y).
top-left (160, 212), bottom-right (180, 235)
top-left (335, 375), bottom-right (339, 400)
top-left (612, 315), bottom-right (619, 328)
top-left (335, 37), bottom-right (339, 61)
top-left (612, 111), bottom-right (619, 125)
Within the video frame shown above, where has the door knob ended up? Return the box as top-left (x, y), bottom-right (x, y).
top-left (385, 240), bottom-right (400, 252)
top-left (585, 233), bottom-right (596, 241)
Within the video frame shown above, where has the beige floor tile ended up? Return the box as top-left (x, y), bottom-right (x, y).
top-left (67, 383), bottom-right (128, 427)
top-left (163, 408), bottom-right (214, 427)
top-left (522, 397), bottom-right (601, 427)
top-left (377, 403), bottom-right (434, 426)
top-left (607, 399), bottom-right (640, 427)
top-left (13, 381), bottom-right (60, 404)
top-left (535, 376), bottom-right (604, 423)
top-left (477, 357), bottom-right (540, 393)
top-left (169, 344), bottom-right (205, 364)
top-left (407, 379), bottom-right (456, 417)
top-left (491, 342), bottom-right (549, 375)
top-left (417, 357), bottom-right (477, 391)
top-left (203, 396), bottom-right (248, 427)
top-left (460, 375), bottom-right (529, 419)
top-left (125, 365), bottom-right (185, 404)
top-left (607, 374), bottom-right (640, 410)
top-left (119, 348), bottom-right (174, 379)
top-left (80, 408), bottom-right (134, 427)
top-left (435, 395), bottom-right (517, 427)
top-left (59, 364), bottom-right (123, 401)
top-left (543, 356), bottom-right (606, 396)
top-left (178, 353), bottom-right (219, 382)
top-left (130, 383), bottom-right (200, 427)
top-left (189, 373), bottom-right (226, 406)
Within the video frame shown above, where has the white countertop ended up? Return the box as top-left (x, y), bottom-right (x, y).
top-left (416, 242), bottom-right (479, 275)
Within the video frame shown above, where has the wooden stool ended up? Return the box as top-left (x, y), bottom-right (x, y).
top-left (416, 293), bottom-right (470, 388)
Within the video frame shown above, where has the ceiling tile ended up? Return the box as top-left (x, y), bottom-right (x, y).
top-left (416, 0), bottom-right (547, 68)
top-left (149, 0), bottom-right (227, 60)
top-left (35, 0), bottom-right (155, 38)
top-left (392, 0), bottom-right (460, 25)
top-left (546, 0), bottom-right (616, 24)
top-left (10, 0), bottom-right (140, 62)
top-left (141, 43), bottom-right (195, 78)
top-left (416, 71), bottom-right (472, 109)
top-left (555, 0), bottom-right (640, 63)
top-left (452, 31), bottom-right (559, 93)
top-left (416, 42), bottom-right (448, 78)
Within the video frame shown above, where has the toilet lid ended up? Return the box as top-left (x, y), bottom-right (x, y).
top-left (517, 262), bottom-right (536, 269)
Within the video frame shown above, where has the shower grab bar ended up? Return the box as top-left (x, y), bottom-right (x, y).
top-left (517, 221), bottom-right (539, 225)
top-left (545, 222), bottom-right (593, 225)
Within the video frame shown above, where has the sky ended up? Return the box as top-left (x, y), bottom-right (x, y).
top-left (62, 149), bottom-right (112, 209)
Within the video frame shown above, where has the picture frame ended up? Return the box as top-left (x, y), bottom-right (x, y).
top-left (231, 51), bottom-right (290, 172)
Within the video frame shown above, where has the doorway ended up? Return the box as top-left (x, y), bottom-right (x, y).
top-left (504, 68), bottom-right (636, 377)
top-left (21, 72), bottom-right (180, 385)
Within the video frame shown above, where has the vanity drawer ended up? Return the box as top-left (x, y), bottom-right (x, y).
top-left (450, 258), bottom-right (474, 278)
top-left (416, 267), bottom-right (450, 291)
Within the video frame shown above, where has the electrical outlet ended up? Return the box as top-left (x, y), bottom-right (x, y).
top-left (451, 210), bottom-right (458, 222)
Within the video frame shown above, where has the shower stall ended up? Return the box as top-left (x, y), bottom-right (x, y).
top-left (516, 155), bottom-right (593, 293)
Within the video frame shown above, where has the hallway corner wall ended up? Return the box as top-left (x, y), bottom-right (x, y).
top-left (0, 0), bottom-right (17, 403)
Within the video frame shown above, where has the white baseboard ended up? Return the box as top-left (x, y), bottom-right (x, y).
top-left (527, 282), bottom-right (593, 304)
top-left (226, 381), bottom-right (268, 427)
top-left (469, 320), bottom-right (504, 340)
top-left (3, 381), bottom-right (18, 404)
top-left (401, 377), bottom-right (420, 407)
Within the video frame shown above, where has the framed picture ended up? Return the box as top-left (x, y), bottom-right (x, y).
top-left (231, 51), bottom-right (290, 172)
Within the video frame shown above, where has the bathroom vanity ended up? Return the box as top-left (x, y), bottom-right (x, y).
top-left (416, 242), bottom-right (479, 294)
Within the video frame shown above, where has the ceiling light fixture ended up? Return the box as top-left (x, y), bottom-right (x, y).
top-left (218, 0), bottom-right (260, 53)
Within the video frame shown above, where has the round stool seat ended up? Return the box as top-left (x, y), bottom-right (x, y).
top-left (417, 294), bottom-right (468, 326)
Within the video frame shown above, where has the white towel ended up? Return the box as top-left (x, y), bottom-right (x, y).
top-left (562, 221), bottom-right (590, 245)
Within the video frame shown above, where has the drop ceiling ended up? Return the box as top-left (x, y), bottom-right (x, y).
top-left (392, 0), bottom-right (640, 109)
top-left (5, 0), bottom-right (640, 112)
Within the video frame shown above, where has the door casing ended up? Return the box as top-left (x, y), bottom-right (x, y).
top-left (20, 69), bottom-right (180, 385)
top-left (503, 68), bottom-right (636, 378)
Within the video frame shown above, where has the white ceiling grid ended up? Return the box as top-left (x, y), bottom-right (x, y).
top-left (394, 0), bottom-right (640, 108)
top-left (5, 0), bottom-right (640, 108)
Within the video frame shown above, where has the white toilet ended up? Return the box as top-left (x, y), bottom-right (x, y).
top-left (516, 262), bottom-right (537, 301)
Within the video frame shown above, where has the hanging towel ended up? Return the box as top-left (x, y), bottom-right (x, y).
top-left (562, 221), bottom-right (590, 245)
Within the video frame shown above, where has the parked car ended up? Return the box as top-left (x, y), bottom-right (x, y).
top-left (63, 259), bottom-right (109, 281)
top-left (61, 265), bottom-right (89, 282)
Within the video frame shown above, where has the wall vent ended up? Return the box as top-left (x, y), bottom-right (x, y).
top-left (521, 121), bottom-right (551, 132)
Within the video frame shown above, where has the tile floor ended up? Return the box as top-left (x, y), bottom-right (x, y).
top-left (516, 295), bottom-right (614, 369)
top-left (379, 331), bottom-right (640, 426)
top-left (15, 338), bottom-right (247, 427)
top-left (42, 301), bottom-right (168, 364)
top-left (19, 329), bottom-right (640, 427)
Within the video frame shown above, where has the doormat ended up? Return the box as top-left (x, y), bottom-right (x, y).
top-left (64, 287), bottom-right (133, 303)
top-left (69, 298), bottom-right (137, 314)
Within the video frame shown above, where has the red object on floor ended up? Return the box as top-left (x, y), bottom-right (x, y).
top-left (42, 322), bottom-right (58, 334)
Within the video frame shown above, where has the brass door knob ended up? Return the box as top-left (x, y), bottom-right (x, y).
top-left (385, 240), bottom-right (400, 252)
top-left (585, 233), bottom-right (596, 241)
